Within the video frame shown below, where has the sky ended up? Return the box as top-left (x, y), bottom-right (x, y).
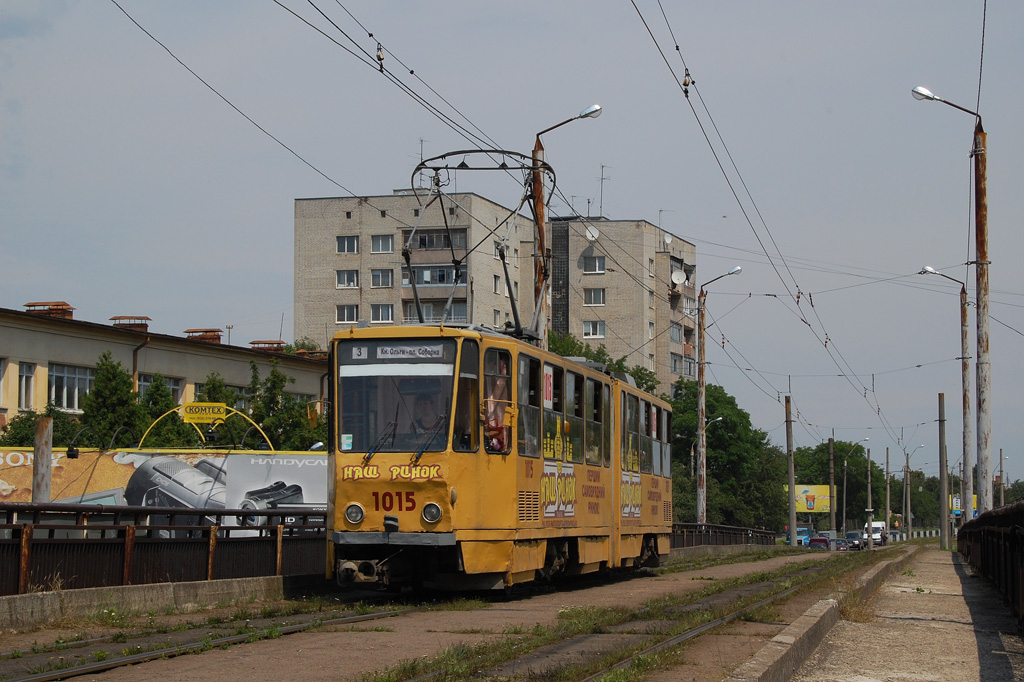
top-left (2, 2), bottom-right (1023, 486)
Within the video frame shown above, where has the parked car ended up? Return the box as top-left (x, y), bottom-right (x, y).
top-left (844, 531), bottom-right (862, 550)
top-left (807, 537), bottom-right (830, 550)
top-left (834, 538), bottom-right (850, 551)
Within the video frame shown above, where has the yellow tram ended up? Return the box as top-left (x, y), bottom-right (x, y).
top-left (326, 324), bottom-right (673, 590)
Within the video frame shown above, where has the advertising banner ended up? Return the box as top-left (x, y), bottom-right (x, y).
top-left (0, 449), bottom-right (327, 516)
top-left (784, 484), bottom-right (832, 513)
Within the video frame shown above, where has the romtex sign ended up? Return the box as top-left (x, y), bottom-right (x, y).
top-left (182, 402), bottom-right (227, 424)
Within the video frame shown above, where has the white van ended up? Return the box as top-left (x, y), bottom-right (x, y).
top-left (862, 521), bottom-right (887, 546)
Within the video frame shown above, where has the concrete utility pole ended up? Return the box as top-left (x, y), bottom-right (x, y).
top-left (866, 447), bottom-right (874, 551)
top-left (884, 448), bottom-right (891, 542)
top-left (829, 438), bottom-right (836, 532)
top-left (32, 417), bottom-right (53, 503)
top-left (939, 393), bottom-right (950, 550)
top-left (1000, 448), bottom-right (1005, 507)
top-left (787, 396), bottom-right (797, 547)
top-left (911, 87), bottom-right (991, 516)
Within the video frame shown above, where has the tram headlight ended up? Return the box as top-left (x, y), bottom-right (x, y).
top-left (422, 502), bottom-right (443, 524)
top-left (344, 503), bottom-right (365, 524)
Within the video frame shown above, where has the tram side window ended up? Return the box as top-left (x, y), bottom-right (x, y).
top-left (517, 354), bottom-right (542, 458)
top-left (454, 340), bottom-right (480, 451)
top-left (565, 371), bottom-right (584, 463)
top-left (662, 408), bottom-right (673, 477)
top-left (484, 348), bottom-right (511, 453)
top-left (584, 377), bottom-right (603, 466)
top-left (602, 383), bottom-right (612, 467)
top-left (542, 363), bottom-right (565, 459)
top-left (639, 400), bottom-right (654, 473)
top-left (621, 393), bottom-right (640, 472)
top-left (652, 405), bottom-right (663, 476)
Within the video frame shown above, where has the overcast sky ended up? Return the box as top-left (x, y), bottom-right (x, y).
top-left (3, 2), bottom-right (1022, 485)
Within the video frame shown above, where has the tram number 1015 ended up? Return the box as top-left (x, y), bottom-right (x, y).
top-left (371, 491), bottom-right (417, 512)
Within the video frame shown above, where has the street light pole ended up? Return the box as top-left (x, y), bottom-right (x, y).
top-left (840, 438), bottom-right (868, 537)
top-left (912, 86), bottom-right (991, 515)
top-left (920, 265), bottom-right (973, 527)
top-left (530, 104), bottom-right (602, 343)
top-left (697, 266), bottom-right (741, 523)
top-left (904, 444), bottom-right (924, 539)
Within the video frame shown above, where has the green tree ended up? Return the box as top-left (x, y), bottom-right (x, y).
top-left (548, 332), bottom-right (660, 394)
top-left (0, 404), bottom-right (82, 447)
top-left (670, 379), bottom-right (787, 529)
top-left (283, 336), bottom-right (321, 354)
top-left (242, 361), bottom-right (323, 450)
top-left (80, 351), bottom-right (146, 448)
top-left (138, 374), bottom-right (195, 447)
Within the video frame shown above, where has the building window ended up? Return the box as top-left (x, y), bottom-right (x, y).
top-left (449, 207), bottom-right (456, 216)
top-left (336, 270), bottom-right (358, 288)
top-left (138, 374), bottom-right (183, 404)
top-left (493, 309), bottom-right (501, 327)
top-left (336, 235), bottom-right (358, 253)
top-left (493, 275), bottom-right (501, 294)
top-left (670, 322), bottom-right (683, 343)
top-left (583, 256), bottom-right (605, 274)
top-left (514, 248), bottom-right (519, 267)
top-left (371, 304), bottom-right (393, 323)
top-left (649, 290), bottom-right (655, 308)
top-left (380, 210), bottom-right (387, 218)
top-left (371, 234), bottom-right (393, 253)
top-left (404, 265), bottom-right (458, 286)
top-left (48, 363), bottom-right (95, 411)
top-left (649, 258), bottom-right (655, 277)
top-left (583, 288), bottom-right (605, 306)
top-left (684, 356), bottom-right (696, 378)
top-left (345, 211), bottom-right (352, 219)
top-left (337, 305), bottom-right (359, 323)
top-left (401, 228), bottom-right (467, 250)
top-left (18, 363), bottom-right (34, 410)
top-left (0, 358), bottom-right (6, 409)
top-left (371, 269), bottom-right (393, 288)
top-left (684, 296), bottom-right (697, 317)
top-left (583, 321), bottom-right (605, 338)
top-left (648, 354), bottom-right (655, 370)
top-left (649, 322), bottom-right (655, 339)
top-left (414, 209), bottom-right (420, 217)
top-left (670, 353), bottom-right (683, 374)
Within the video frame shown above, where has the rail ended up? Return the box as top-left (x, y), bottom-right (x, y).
top-left (957, 501), bottom-right (1024, 628)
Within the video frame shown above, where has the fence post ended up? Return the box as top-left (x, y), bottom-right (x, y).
top-left (123, 524), bottom-right (136, 585)
top-left (276, 525), bottom-right (284, 576)
top-left (207, 526), bottom-right (219, 581)
top-left (18, 524), bottom-right (33, 594)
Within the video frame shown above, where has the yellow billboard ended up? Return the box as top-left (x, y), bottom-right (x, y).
top-left (785, 484), bottom-right (832, 513)
top-left (181, 402), bottom-right (227, 424)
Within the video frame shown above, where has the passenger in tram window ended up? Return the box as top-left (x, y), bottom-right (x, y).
top-left (485, 352), bottom-right (511, 452)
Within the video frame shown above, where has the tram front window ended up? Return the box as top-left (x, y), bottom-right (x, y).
top-left (335, 339), bottom-right (456, 453)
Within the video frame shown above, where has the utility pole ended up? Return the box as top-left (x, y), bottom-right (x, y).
top-left (32, 417), bottom-right (53, 503)
top-left (1000, 448), bottom-right (1005, 507)
top-left (939, 393), bottom-right (950, 550)
top-left (884, 448), bottom-right (890, 544)
top-left (866, 448), bottom-right (874, 550)
top-left (829, 438), bottom-right (836, 532)
top-left (786, 396), bottom-right (797, 547)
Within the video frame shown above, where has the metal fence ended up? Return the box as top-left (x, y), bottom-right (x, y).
top-left (0, 503), bottom-right (326, 596)
top-left (671, 523), bottom-right (776, 548)
top-left (957, 501), bottom-right (1024, 628)
top-left (2, 504), bottom-right (775, 596)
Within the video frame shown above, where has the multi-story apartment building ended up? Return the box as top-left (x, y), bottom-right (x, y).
top-left (550, 217), bottom-right (697, 393)
top-left (293, 193), bottom-right (697, 394)
top-left (294, 191), bottom-right (534, 347)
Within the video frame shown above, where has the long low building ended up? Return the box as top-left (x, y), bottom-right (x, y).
top-left (0, 302), bottom-right (326, 429)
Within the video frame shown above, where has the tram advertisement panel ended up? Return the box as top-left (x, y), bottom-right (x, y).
top-left (620, 470), bottom-right (641, 518)
top-left (541, 459), bottom-right (576, 519)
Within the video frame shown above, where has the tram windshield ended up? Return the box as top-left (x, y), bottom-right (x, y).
top-left (334, 338), bottom-right (457, 454)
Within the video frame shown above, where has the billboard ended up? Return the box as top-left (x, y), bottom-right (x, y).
top-left (0, 448), bottom-right (327, 515)
top-left (784, 484), bottom-right (832, 513)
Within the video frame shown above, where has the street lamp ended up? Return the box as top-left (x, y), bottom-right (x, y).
top-left (531, 104), bottom-right (602, 340)
top-left (697, 265), bottom-right (741, 523)
top-left (920, 265), bottom-right (972, 542)
top-left (841, 437), bottom-right (869, 536)
top-left (689, 416), bottom-right (722, 477)
top-left (912, 85), bottom-right (991, 515)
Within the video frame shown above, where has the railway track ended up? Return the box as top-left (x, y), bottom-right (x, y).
top-left (0, 550), bottom-right (872, 682)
